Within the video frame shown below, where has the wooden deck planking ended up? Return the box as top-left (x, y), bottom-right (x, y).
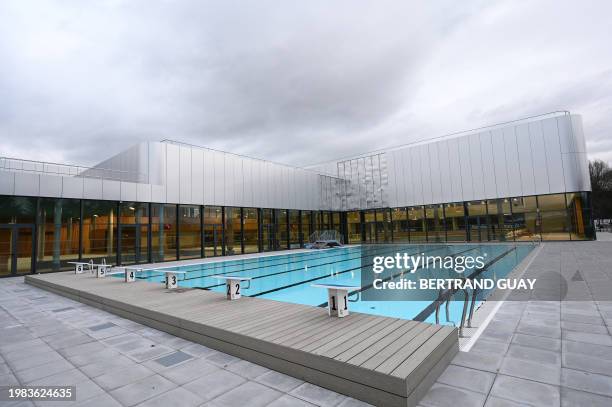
top-left (25, 271), bottom-right (458, 407)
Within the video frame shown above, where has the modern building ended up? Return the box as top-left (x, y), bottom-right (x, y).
top-left (0, 111), bottom-right (594, 277)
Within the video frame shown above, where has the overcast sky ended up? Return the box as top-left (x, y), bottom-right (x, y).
top-left (1, 0), bottom-right (611, 168)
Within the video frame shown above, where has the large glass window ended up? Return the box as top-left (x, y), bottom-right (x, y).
top-left (224, 207), bottom-right (242, 255)
top-left (203, 206), bottom-right (223, 257)
top-left (444, 203), bottom-right (466, 242)
top-left (487, 199), bottom-right (513, 241)
top-left (364, 210), bottom-right (377, 243)
top-left (289, 210), bottom-right (300, 249)
top-left (347, 211), bottom-right (363, 244)
top-left (566, 192), bottom-right (594, 240)
top-left (262, 209), bottom-right (277, 251)
top-left (277, 209), bottom-right (289, 250)
top-left (390, 208), bottom-right (408, 242)
top-left (37, 198), bottom-right (80, 272)
top-left (243, 208), bottom-right (259, 254)
top-left (151, 204), bottom-right (177, 262)
top-left (537, 194), bottom-right (569, 241)
top-left (376, 209), bottom-right (391, 243)
top-left (119, 202), bottom-right (149, 265)
top-left (0, 196), bottom-right (37, 224)
top-left (179, 205), bottom-right (201, 259)
top-left (301, 211), bottom-right (313, 245)
top-left (1, 196), bottom-right (42, 276)
top-left (511, 196), bottom-right (539, 241)
top-left (82, 200), bottom-right (117, 264)
top-left (425, 204), bottom-right (445, 242)
top-left (408, 206), bottom-right (426, 242)
top-left (467, 201), bottom-right (488, 242)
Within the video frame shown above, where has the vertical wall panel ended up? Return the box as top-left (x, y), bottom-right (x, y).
top-left (213, 151), bottom-right (224, 205)
top-left (437, 140), bottom-right (453, 203)
top-left (447, 139), bottom-right (463, 202)
top-left (458, 137), bottom-right (474, 201)
top-left (179, 146), bottom-right (192, 204)
top-left (419, 144), bottom-right (433, 204)
top-left (479, 132), bottom-right (497, 199)
top-left (166, 143), bottom-right (180, 203)
top-left (490, 129), bottom-right (509, 197)
top-left (515, 123), bottom-right (536, 196)
top-left (557, 116), bottom-right (581, 192)
top-left (503, 127), bottom-right (522, 197)
top-left (191, 148), bottom-right (204, 204)
top-left (468, 133), bottom-right (485, 200)
top-left (528, 121), bottom-right (550, 194)
top-left (541, 117), bottom-right (565, 193)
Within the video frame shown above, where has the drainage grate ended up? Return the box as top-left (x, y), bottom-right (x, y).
top-left (154, 351), bottom-right (193, 367)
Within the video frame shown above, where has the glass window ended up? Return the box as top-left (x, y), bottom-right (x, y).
top-left (262, 209), bottom-right (276, 251)
top-left (408, 206), bottom-right (426, 242)
top-left (301, 211), bottom-right (313, 245)
top-left (243, 208), bottom-right (259, 254)
top-left (347, 211), bottom-right (363, 244)
top-left (425, 205), bottom-right (445, 242)
top-left (566, 192), bottom-right (594, 240)
top-left (363, 210), bottom-right (377, 243)
top-left (224, 207), bottom-right (242, 255)
top-left (289, 210), bottom-right (300, 249)
top-left (444, 203), bottom-right (466, 242)
top-left (277, 209), bottom-right (289, 250)
top-left (151, 204), bottom-right (177, 262)
top-left (203, 206), bottom-right (223, 257)
top-left (37, 198), bottom-right (81, 272)
top-left (179, 205), bottom-right (201, 259)
top-left (511, 196), bottom-right (539, 241)
top-left (467, 201), bottom-right (488, 242)
top-left (0, 196), bottom-right (36, 224)
top-left (391, 208), bottom-right (409, 242)
top-left (82, 200), bottom-right (117, 264)
top-left (487, 199), bottom-right (513, 241)
top-left (376, 209), bottom-right (391, 243)
top-left (537, 194), bottom-right (570, 241)
top-left (119, 202), bottom-right (149, 265)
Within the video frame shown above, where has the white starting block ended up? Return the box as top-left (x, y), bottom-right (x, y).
top-left (210, 275), bottom-right (252, 300)
top-left (311, 283), bottom-right (360, 317)
top-left (123, 267), bottom-right (143, 283)
top-left (68, 261), bottom-right (93, 274)
top-left (92, 259), bottom-right (113, 278)
top-left (161, 270), bottom-right (187, 289)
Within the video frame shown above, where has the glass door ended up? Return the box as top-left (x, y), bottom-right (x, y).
top-left (0, 225), bottom-right (35, 276)
top-left (204, 224), bottom-right (222, 257)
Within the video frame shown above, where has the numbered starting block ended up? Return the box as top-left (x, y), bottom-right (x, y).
top-left (68, 261), bottom-right (93, 274)
top-left (210, 275), bottom-right (252, 300)
top-left (92, 260), bottom-right (113, 278)
top-left (311, 283), bottom-right (361, 317)
top-left (123, 267), bottom-right (143, 283)
top-left (161, 270), bottom-right (187, 289)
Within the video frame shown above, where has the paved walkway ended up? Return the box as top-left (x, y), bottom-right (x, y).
top-left (1, 241), bottom-right (612, 407)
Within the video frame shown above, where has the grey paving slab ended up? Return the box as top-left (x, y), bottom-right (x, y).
top-left (290, 383), bottom-right (348, 407)
top-left (182, 369), bottom-right (246, 402)
top-left (158, 357), bottom-right (220, 385)
top-left (109, 374), bottom-right (177, 406)
top-left (92, 364), bottom-right (155, 390)
top-left (133, 386), bottom-right (204, 407)
top-left (561, 368), bottom-right (612, 397)
top-left (255, 371), bottom-right (305, 393)
top-left (225, 360), bottom-right (271, 379)
top-left (498, 356), bottom-right (561, 385)
top-left (490, 375), bottom-right (560, 407)
top-left (560, 387), bottom-right (612, 407)
top-left (418, 383), bottom-right (486, 407)
top-left (211, 381), bottom-right (283, 407)
top-left (436, 364), bottom-right (495, 394)
top-left (267, 394), bottom-right (317, 407)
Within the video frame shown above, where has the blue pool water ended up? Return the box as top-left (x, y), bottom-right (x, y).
top-left (125, 244), bottom-right (533, 325)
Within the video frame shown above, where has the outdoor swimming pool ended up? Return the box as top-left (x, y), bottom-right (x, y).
top-left (123, 244), bottom-right (533, 325)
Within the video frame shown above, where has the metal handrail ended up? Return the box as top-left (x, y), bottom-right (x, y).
top-left (0, 156), bottom-right (147, 182)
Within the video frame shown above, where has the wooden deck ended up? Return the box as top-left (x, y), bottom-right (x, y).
top-left (25, 272), bottom-right (458, 407)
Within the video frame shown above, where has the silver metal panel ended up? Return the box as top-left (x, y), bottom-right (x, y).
top-left (468, 133), bottom-right (485, 200)
top-left (179, 146), bottom-right (192, 204)
top-left (137, 183), bottom-right (152, 203)
top-left (541, 117), bottom-right (566, 193)
top-left (102, 180), bottom-right (121, 201)
top-left (83, 178), bottom-right (103, 200)
top-left (478, 132), bottom-right (497, 199)
top-left (243, 159), bottom-right (253, 207)
top-left (224, 154), bottom-right (234, 207)
top-left (62, 176), bottom-right (83, 199)
top-left (515, 123), bottom-right (536, 196)
top-left (490, 128), bottom-right (509, 197)
top-left (557, 115), bottom-right (577, 153)
top-left (165, 143), bottom-right (180, 204)
top-left (503, 127), bottom-right (522, 197)
top-left (39, 174), bottom-right (62, 198)
top-left (252, 160), bottom-right (262, 207)
top-left (151, 184), bottom-right (165, 203)
top-left (570, 115), bottom-right (591, 191)
top-left (447, 139), bottom-right (463, 202)
top-left (13, 172), bottom-right (39, 196)
top-left (120, 181), bottom-right (137, 202)
top-left (385, 151), bottom-right (398, 206)
top-left (203, 149), bottom-right (214, 205)
top-left (562, 153), bottom-right (581, 192)
top-left (436, 140), bottom-right (452, 203)
top-left (458, 137), bottom-right (473, 201)
top-left (0, 171), bottom-right (15, 195)
top-left (191, 148), bottom-right (204, 205)
top-left (528, 121), bottom-right (550, 194)
top-left (409, 147), bottom-right (423, 205)
top-left (427, 143), bottom-right (442, 205)
top-left (557, 116), bottom-right (580, 192)
top-left (418, 145), bottom-right (433, 205)
top-left (213, 151), bottom-right (225, 205)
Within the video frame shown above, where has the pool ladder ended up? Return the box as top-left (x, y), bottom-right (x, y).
top-left (434, 287), bottom-right (478, 337)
